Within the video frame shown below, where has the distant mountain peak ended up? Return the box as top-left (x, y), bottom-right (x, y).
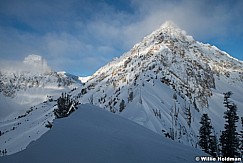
top-left (23, 54), bottom-right (51, 73)
top-left (23, 54), bottom-right (47, 66)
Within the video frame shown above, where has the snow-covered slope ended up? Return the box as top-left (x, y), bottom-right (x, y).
top-left (77, 21), bottom-right (243, 147)
top-left (0, 104), bottom-right (205, 163)
top-left (0, 98), bottom-right (56, 155)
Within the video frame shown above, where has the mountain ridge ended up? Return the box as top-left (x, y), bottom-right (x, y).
top-left (0, 55), bottom-right (81, 120)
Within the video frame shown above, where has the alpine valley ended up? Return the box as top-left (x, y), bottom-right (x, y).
top-left (0, 21), bottom-right (243, 162)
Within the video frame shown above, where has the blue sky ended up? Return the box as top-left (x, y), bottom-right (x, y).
top-left (0, 0), bottom-right (243, 76)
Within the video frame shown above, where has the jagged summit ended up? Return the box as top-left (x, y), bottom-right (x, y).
top-left (142, 21), bottom-right (193, 45)
top-left (23, 54), bottom-right (46, 65)
top-left (0, 54), bottom-right (51, 74)
top-left (23, 54), bottom-right (51, 73)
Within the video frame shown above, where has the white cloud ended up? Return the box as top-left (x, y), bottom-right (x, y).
top-left (132, 0), bottom-right (243, 40)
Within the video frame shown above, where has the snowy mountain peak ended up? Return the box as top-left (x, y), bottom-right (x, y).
top-left (23, 54), bottom-right (51, 73)
top-left (154, 21), bottom-right (194, 43)
top-left (23, 54), bottom-right (44, 64)
top-left (125, 21), bottom-right (195, 59)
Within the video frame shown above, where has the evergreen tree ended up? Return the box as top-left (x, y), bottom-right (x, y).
top-left (219, 91), bottom-right (240, 158)
top-left (209, 132), bottom-right (218, 157)
top-left (128, 91), bottom-right (133, 102)
top-left (240, 117), bottom-right (243, 157)
top-left (199, 113), bottom-right (214, 154)
top-left (54, 92), bottom-right (77, 118)
top-left (119, 99), bottom-right (125, 112)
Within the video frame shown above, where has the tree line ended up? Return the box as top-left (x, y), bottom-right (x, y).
top-left (198, 91), bottom-right (243, 159)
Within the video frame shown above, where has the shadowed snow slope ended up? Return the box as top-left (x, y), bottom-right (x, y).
top-left (0, 104), bottom-right (204, 163)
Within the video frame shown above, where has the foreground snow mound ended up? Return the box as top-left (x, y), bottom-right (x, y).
top-left (0, 104), bottom-right (204, 163)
